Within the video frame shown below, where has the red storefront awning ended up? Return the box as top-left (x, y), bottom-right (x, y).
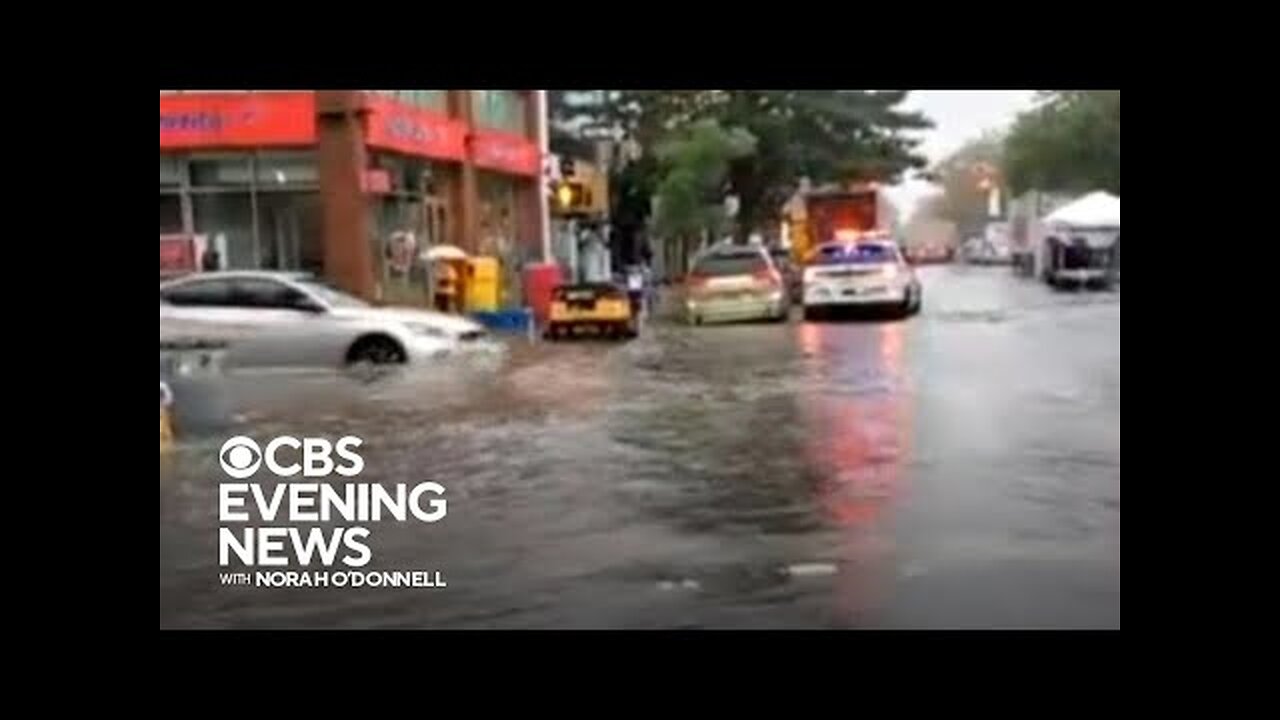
top-left (160, 92), bottom-right (316, 149)
top-left (364, 95), bottom-right (468, 162)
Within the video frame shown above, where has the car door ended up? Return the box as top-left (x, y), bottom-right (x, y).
top-left (227, 278), bottom-right (348, 368)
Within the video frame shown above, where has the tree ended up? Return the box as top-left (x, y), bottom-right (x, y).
top-left (927, 131), bottom-right (1006, 235)
top-left (1003, 91), bottom-right (1120, 195)
top-left (597, 90), bottom-right (933, 242)
top-left (652, 119), bottom-right (757, 243)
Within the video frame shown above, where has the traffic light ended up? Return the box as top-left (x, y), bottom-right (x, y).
top-left (553, 180), bottom-right (591, 212)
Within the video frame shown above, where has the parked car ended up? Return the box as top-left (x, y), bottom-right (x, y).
top-left (159, 271), bottom-right (500, 369)
top-left (963, 237), bottom-right (1012, 265)
top-left (801, 241), bottom-right (922, 321)
top-left (684, 244), bottom-right (790, 325)
top-left (545, 282), bottom-right (637, 340)
top-left (904, 243), bottom-right (953, 265)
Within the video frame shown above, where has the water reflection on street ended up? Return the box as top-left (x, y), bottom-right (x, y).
top-left (159, 266), bottom-right (1120, 628)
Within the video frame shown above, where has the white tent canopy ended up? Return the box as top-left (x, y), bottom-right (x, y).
top-left (1043, 191), bottom-right (1120, 229)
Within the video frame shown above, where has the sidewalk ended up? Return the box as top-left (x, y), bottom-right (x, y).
top-left (650, 284), bottom-right (686, 323)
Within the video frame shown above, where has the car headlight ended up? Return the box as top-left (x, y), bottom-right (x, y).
top-left (404, 323), bottom-right (449, 339)
top-left (767, 290), bottom-right (784, 302)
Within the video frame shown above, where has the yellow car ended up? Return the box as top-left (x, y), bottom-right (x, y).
top-left (546, 283), bottom-right (637, 340)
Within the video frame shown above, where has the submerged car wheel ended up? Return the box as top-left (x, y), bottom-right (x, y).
top-left (346, 335), bottom-right (407, 365)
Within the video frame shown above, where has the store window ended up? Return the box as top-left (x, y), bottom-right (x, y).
top-left (404, 90), bottom-right (446, 110)
top-left (190, 153), bottom-right (253, 186)
top-left (161, 155), bottom-right (181, 187)
top-left (163, 151), bottom-right (320, 273)
top-left (256, 192), bottom-right (320, 272)
top-left (472, 91), bottom-right (527, 135)
top-left (368, 90), bottom-right (445, 111)
top-left (160, 195), bottom-right (183, 234)
top-left (255, 151), bottom-right (318, 186)
top-left (192, 193), bottom-right (255, 269)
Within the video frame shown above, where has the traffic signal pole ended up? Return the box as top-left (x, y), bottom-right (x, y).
top-left (535, 90), bottom-right (552, 263)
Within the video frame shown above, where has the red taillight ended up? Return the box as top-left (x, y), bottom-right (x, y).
top-left (688, 273), bottom-right (709, 288)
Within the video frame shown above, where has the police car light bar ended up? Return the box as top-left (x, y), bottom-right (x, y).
top-left (833, 228), bottom-right (891, 243)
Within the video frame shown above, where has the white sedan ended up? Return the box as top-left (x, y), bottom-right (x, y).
top-left (160, 271), bottom-right (501, 369)
top-left (801, 241), bottom-right (922, 321)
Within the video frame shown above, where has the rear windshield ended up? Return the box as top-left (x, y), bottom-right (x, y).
top-left (813, 243), bottom-right (900, 266)
top-left (694, 253), bottom-right (768, 276)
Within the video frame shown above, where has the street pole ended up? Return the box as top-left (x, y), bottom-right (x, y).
top-left (535, 90), bottom-right (552, 264)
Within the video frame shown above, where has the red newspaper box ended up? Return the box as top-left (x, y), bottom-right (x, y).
top-left (523, 262), bottom-right (564, 326)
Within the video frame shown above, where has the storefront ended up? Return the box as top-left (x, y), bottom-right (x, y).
top-left (470, 121), bottom-right (541, 308)
top-left (161, 90), bottom-right (544, 309)
top-left (359, 92), bottom-right (468, 304)
top-left (160, 92), bottom-right (320, 272)
top-left (159, 150), bottom-right (321, 272)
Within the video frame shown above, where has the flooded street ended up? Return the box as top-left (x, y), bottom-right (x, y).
top-left (159, 266), bottom-right (1120, 629)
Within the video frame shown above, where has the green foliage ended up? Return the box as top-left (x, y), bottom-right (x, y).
top-left (652, 120), bottom-right (757, 239)
top-left (1004, 91), bottom-right (1120, 195)
top-left (591, 91), bottom-right (932, 239)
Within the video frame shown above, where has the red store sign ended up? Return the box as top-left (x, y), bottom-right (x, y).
top-left (471, 130), bottom-right (541, 177)
top-left (160, 92), bottom-right (316, 149)
top-left (364, 96), bottom-right (467, 162)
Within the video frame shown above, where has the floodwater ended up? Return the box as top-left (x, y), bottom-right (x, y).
top-left (159, 265), bottom-right (1120, 629)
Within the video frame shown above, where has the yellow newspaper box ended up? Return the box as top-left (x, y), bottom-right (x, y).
top-left (465, 257), bottom-right (501, 312)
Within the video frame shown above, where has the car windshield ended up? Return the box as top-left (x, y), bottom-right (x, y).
top-left (296, 280), bottom-right (369, 309)
top-left (694, 253), bottom-right (768, 276)
top-left (813, 243), bottom-right (900, 266)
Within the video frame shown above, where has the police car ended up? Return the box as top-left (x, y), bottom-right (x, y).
top-left (801, 231), bottom-right (922, 321)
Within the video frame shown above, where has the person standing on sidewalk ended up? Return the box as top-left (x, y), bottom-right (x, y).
top-left (625, 263), bottom-right (645, 322)
top-left (641, 261), bottom-right (656, 315)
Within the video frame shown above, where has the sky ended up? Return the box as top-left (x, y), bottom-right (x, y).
top-left (885, 90), bottom-right (1038, 218)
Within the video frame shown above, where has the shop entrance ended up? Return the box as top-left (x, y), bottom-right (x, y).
top-left (257, 192), bottom-right (321, 272)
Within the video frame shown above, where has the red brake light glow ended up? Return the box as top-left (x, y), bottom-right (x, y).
top-left (753, 268), bottom-right (781, 286)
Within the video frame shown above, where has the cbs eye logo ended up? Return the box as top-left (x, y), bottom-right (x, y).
top-left (219, 436), bottom-right (263, 479)
top-left (218, 435), bottom-right (364, 478)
